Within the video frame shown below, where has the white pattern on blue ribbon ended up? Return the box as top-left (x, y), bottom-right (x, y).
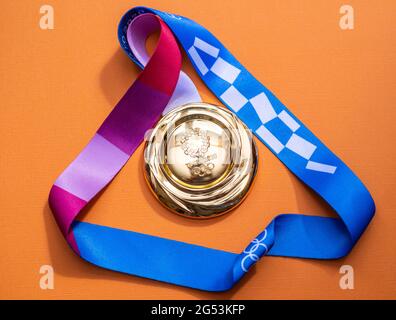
top-left (189, 37), bottom-right (337, 174)
top-left (240, 229), bottom-right (269, 273)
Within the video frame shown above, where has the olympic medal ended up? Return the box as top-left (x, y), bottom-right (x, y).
top-left (144, 103), bottom-right (258, 218)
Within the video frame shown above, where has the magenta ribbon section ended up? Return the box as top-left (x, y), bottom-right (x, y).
top-left (49, 15), bottom-right (181, 254)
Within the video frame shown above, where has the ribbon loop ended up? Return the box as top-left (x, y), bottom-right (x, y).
top-left (48, 6), bottom-right (375, 292)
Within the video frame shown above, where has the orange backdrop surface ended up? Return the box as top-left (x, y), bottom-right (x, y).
top-left (0, 0), bottom-right (395, 299)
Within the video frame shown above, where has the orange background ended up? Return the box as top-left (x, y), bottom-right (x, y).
top-left (0, 0), bottom-right (395, 299)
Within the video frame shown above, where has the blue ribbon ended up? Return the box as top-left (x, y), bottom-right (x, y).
top-left (71, 7), bottom-right (375, 292)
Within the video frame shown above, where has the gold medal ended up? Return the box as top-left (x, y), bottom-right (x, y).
top-left (144, 103), bottom-right (258, 219)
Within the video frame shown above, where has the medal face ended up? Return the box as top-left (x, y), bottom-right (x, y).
top-left (144, 103), bottom-right (258, 219)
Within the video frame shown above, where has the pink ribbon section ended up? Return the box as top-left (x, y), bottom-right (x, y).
top-left (49, 14), bottom-right (182, 254)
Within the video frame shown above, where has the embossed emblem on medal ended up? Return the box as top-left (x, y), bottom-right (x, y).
top-left (144, 103), bottom-right (258, 218)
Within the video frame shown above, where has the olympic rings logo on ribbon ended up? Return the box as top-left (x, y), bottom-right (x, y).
top-left (240, 229), bottom-right (269, 273)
